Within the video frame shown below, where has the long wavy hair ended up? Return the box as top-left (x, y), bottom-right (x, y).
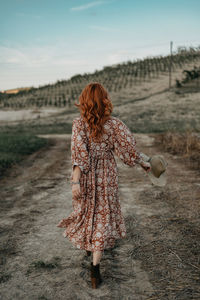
top-left (74, 82), bottom-right (113, 142)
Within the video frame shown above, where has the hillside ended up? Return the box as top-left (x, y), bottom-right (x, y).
top-left (0, 47), bottom-right (200, 135)
top-left (0, 47), bottom-right (200, 111)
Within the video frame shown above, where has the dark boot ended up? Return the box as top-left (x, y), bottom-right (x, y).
top-left (90, 262), bottom-right (102, 289)
top-left (86, 250), bottom-right (91, 256)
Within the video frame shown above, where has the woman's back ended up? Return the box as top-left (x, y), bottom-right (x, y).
top-left (73, 115), bottom-right (142, 167)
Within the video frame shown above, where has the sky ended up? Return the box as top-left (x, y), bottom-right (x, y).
top-left (0, 0), bottom-right (200, 90)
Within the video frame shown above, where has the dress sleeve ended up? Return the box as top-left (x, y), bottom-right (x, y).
top-left (112, 118), bottom-right (143, 167)
top-left (71, 118), bottom-right (91, 175)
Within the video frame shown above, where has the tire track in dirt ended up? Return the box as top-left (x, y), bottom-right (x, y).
top-left (0, 134), bottom-right (200, 300)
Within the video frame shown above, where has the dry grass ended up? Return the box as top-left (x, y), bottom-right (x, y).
top-left (158, 131), bottom-right (200, 170)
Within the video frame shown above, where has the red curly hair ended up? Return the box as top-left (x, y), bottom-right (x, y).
top-left (74, 82), bottom-right (113, 142)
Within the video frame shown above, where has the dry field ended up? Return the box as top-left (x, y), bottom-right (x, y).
top-left (0, 133), bottom-right (200, 299)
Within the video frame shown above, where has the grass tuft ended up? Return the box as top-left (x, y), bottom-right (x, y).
top-left (0, 272), bottom-right (12, 283)
top-left (158, 131), bottom-right (200, 170)
top-left (26, 258), bottom-right (61, 275)
top-left (0, 133), bottom-right (48, 177)
top-left (30, 260), bottom-right (59, 269)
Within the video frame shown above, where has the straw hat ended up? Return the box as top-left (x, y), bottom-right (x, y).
top-left (140, 153), bottom-right (168, 187)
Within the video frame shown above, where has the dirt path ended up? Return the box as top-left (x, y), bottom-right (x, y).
top-left (0, 134), bottom-right (200, 300)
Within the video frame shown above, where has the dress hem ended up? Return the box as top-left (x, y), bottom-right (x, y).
top-left (59, 227), bottom-right (127, 252)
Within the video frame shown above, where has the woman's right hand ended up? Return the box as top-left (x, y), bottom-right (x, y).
top-left (72, 183), bottom-right (81, 199)
top-left (140, 161), bottom-right (151, 173)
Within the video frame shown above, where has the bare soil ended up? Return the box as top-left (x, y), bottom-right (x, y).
top-left (0, 108), bottom-right (65, 123)
top-left (0, 133), bottom-right (200, 300)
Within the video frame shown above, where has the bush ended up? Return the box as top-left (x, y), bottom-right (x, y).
top-left (176, 79), bottom-right (182, 88)
top-left (0, 133), bottom-right (47, 155)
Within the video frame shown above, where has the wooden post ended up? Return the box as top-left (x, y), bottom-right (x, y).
top-left (169, 41), bottom-right (173, 89)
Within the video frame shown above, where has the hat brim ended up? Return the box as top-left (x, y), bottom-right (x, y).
top-left (148, 170), bottom-right (167, 187)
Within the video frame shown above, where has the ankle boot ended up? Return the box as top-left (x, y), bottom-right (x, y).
top-left (86, 250), bottom-right (91, 256)
top-left (90, 262), bottom-right (102, 289)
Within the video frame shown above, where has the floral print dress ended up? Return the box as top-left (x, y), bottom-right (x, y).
top-left (56, 115), bottom-right (143, 252)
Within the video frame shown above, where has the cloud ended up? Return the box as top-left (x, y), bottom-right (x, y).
top-left (0, 43), bottom-right (88, 70)
top-left (70, 1), bottom-right (105, 12)
top-left (0, 45), bottom-right (53, 67)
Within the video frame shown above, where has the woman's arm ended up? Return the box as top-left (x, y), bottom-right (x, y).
top-left (70, 118), bottom-right (91, 200)
top-left (72, 165), bottom-right (81, 181)
top-left (71, 119), bottom-right (91, 175)
top-left (112, 118), bottom-right (151, 173)
top-left (71, 165), bottom-right (81, 199)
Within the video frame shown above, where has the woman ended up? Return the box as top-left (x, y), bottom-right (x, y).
top-left (57, 82), bottom-right (151, 289)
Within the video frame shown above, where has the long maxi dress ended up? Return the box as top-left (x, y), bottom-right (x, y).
top-left (56, 115), bottom-right (143, 252)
